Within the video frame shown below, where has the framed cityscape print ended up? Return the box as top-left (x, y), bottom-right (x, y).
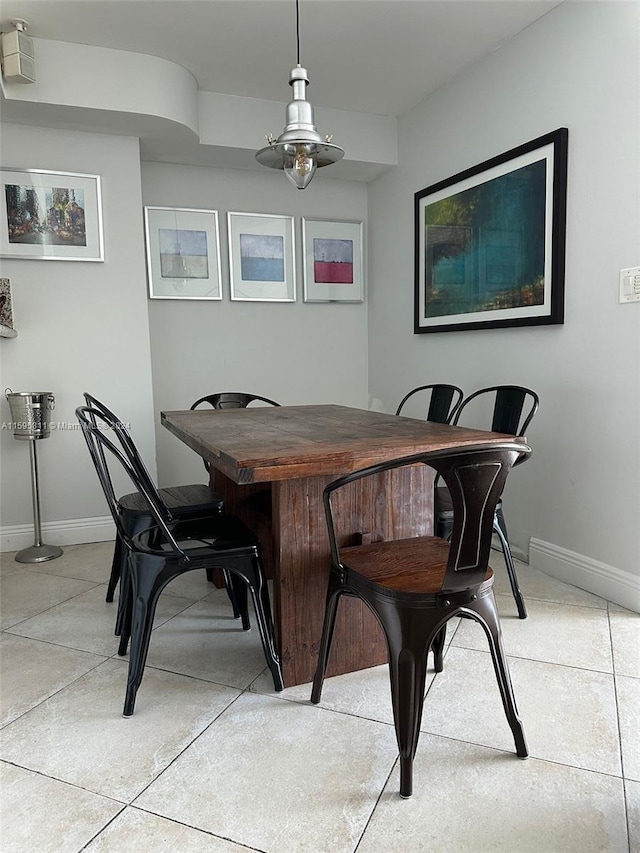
top-left (0, 167), bottom-right (104, 261)
top-left (144, 206), bottom-right (222, 300)
top-left (302, 218), bottom-right (364, 303)
top-left (414, 128), bottom-right (568, 333)
top-left (227, 211), bottom-right (295, 302)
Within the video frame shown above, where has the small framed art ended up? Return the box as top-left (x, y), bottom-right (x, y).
top-left (227, 211), bottom-right (295, 302)
top-left (414, 128), bottom-right (568, 333)
top-left (302, 218), bottom-right (364, 303)
top-left (0, 167), bottom-right (104, 261)
top-left (0, 278), bottom-right (17, 337)
top-left (144, 206), bottom-right (222, 300)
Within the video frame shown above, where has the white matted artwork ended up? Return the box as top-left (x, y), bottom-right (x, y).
top-left (302, 218), bottom-right (364, 303)
top-left (144, 206), bottom-right (222, 300)
top-left (0, 167), bottom-right (103, 261)
top-left (0, 278), bottom-right (17, 337)
top-left (227, 211), bottom-right (295, 302)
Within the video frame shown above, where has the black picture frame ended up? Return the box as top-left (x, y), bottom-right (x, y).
top-left (414, 128), bottom-right (568, 334)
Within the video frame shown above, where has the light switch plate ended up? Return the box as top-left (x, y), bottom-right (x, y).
top-left (619, 267), bottom-right (640, 303)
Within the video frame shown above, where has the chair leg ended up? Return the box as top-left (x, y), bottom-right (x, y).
top-left (117, 551), bottom-right (133, 654)
top-left (493, 509), bottom-right (527, 619)
top-left (431, 624), bottom-right (446, 672)
top-left (472, 593), bottom-right (528, 758)
top-left (114, 545), bottom-right (130, 638)
top-left (311, 572), bottom-right (344, 704)
top-left (230, 572), bottom-right (251, 630)
top-left (222, 568), bottom-right (242, 620)
top-left (204, 568), bottom-right (246, 623)
top-left (123, 555), bottom-right (170, 717)
top-left (242, 558), bottom-right (283, 691)
top-left (106, 536), bottom-right (122, 603)
top-left (387, 633), bottom-right (430, 799)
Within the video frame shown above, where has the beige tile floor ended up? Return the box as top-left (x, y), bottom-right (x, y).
top-left (0, 541), bottom-right (638, 852)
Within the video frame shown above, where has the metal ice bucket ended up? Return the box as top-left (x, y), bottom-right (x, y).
top-left (4, 390), bottom-right (56, 440)
top-left (4, 388), bottom-right (62, 562)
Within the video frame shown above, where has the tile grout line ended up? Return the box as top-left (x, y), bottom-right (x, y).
top-left (0, 757), bottom-right (129, 807)
top-left (0, 644), bottom-right (110, 731)
top-left (127, 689), bottom-right (246, 807)
top-left (353, 757), bottom-right (400, 853)
top-left (1, 627), bottom-right (113, 661)
top-left (407, 730), bottom-right (629, 782)
top-left (80, 804), bottom-right (271, 853)
top-left (0, 582), bottom-right (105, 632)
top-left (447, 640), bottom-right (617, 677)
top-left (608, 601), bottom-right (633, 853)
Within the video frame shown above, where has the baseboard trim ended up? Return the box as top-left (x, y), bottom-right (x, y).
top-left (1, 516), bottom-right (115, 552)
top-left (529, 537), bottom-right (640, 613)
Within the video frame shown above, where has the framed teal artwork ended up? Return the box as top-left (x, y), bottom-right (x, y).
top-left (414, 128), bottom-right (568, 333)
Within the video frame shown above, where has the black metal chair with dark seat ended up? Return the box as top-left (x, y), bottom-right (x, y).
top-left (395, 383), bottom-right (464, 424)
top-left (82, 393), bottom-right (240, 634)
top-left (311, 441), bottom-right (531, 799)
top-left (434, 385), bottom-right (539, 619)
top-left (190, 392), bottom-right (280, 473)
top-left (191, 392), bottom-right (281, 411)
top-left (76, 404), bottom-right (284, 716)
top-left (190, 391), bottom-right (280, 531)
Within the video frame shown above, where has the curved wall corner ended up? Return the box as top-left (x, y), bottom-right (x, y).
top-left (1, 38), bottom-right (200, 136)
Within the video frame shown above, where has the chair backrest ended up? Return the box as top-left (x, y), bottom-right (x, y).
top-left (395, 384), bottom-right (464, 424)
top-left (76, 405), bottom-right (185, 558)
top-left (82, 392), bottom-right (159, 508)
top-left (324, 442), bottom-right (529, 591)
top-left (451, 385), bottom-right (539, 437)
top-left (190, 392), bottom-right (280, 411)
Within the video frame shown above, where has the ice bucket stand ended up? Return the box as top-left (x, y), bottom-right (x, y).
top-left (5, 390), bottom-right (63, 563)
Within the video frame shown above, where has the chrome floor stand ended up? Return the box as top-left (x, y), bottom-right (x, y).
top-left (15, 439), bottom-right (63, 563)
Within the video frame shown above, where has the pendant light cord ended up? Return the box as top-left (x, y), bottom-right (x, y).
top-left (296, 0), bottom-right (301, 65)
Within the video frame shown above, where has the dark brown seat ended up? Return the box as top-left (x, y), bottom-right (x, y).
top-left (76, 404), bottom-right (284, 716)
top-left (311, 441), bottom-right (530, 798)
top-left (83, 393), bottom-right (229, 633)
top-left (395, 383), bottom-right (463, 424)
top-left (435, 385), bottom-right (539, 619)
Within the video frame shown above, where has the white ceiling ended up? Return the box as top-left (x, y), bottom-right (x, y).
top-left (1, 0), bottom-right (562, 117)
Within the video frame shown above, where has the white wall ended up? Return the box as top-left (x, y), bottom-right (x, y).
top-left (142, 162), bottom-right (369, 488)
top-left (367, 2), bottom-right (639, 607)
top-left (0, 125), bottom-right (156, 547)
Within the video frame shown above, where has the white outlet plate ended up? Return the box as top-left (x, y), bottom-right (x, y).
top-left (619, 267), bottom-right (640, 303)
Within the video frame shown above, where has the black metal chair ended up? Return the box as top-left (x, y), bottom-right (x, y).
top-left (76, 405), bottom-right (284, 716)
top-left (395, 383), bottom-right (464, 424)
top-left (311, 441), bottom-right (530, 798)
top-left (82, 394), bottom-right (241, 633)
top-left (190, 392), bottom-right (280, 474)
top-left (434, 385), bottom-right (539, 619)
top-left (191, 392), bottom-right (281, 411)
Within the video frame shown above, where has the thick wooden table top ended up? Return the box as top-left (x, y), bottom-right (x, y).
top-left (161, 404), bottom-right (521, 484)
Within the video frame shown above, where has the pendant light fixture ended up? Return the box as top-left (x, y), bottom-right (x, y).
top-left (255, 0), bottom-right (344, 189)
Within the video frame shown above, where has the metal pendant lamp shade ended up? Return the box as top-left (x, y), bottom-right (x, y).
top-left (255, 1), bottom-right (344, 189)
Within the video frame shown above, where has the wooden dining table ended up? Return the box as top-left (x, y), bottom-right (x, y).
top-left (161, 404), bottom-right (522, 687)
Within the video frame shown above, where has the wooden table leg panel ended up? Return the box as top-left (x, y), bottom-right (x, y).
top-left (272, 476), bottom-right (384, 686)
top-left (272, 466), bottom-right (433, 687)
